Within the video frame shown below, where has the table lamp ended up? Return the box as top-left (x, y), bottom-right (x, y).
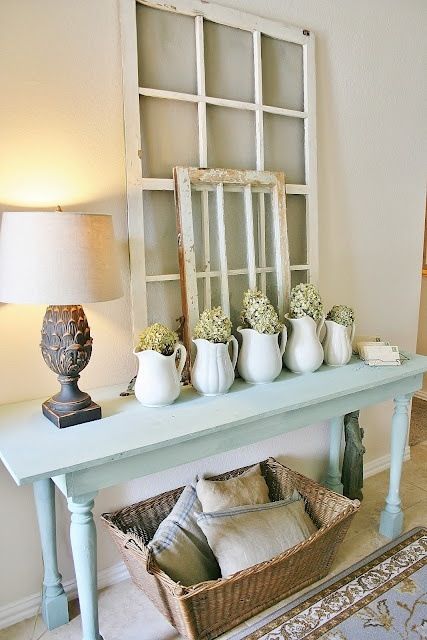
top-left (0, 211), bottom-right (123, 428)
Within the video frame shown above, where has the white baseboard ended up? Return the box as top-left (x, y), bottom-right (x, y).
top-left (0, 445), bottom-right (413, 631)
top-left (363, 445), bottom-right (411, 479)
top-left (0, 592), bottom-right (43, 632)
top-left (414, 390), bottom-right (427, 402)
top-left (0, 562), bottom-right (129, 630)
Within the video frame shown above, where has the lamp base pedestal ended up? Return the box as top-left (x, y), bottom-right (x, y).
top-left (40, 305), bottom-right (102, 429)
top-left (42, 399), bottom-right (102, 429)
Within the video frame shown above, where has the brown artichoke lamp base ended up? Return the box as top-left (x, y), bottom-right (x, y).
top-left (40, 305), bottom-right (101, 429)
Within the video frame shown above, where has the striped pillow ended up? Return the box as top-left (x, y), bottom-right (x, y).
top-left (148, 484), bottom-right (220, 586)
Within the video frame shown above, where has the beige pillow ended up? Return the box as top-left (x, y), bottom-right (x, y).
top-left (196, 497), bottom-right (318, 577)
top-left (196, 464), bottom-right (270, 512)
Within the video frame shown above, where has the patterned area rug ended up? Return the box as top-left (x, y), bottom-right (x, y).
top-left (410, 397), bottom-right (427, 446)
top-left (230, 528), bottom-right (427, 640)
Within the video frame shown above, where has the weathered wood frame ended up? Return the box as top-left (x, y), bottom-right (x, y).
top-left (174, 167), bottom-right (290, 353)
top-left (119, 0), bottom-right (319, 338)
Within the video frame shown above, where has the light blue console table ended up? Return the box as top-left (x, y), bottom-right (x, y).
top-left (1, 354), bottom-right (427, 640)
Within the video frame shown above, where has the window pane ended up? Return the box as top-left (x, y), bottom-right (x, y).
top-left (191, 190), bottom-right (220, 272)
top-left (291, 269), bottom-right (308, 288)
top-left (263, 113), bottom-right (305, 184)
top-left (197, 276), bottom-right (222, 313)
top-left (286, 195), bottom-right (307, 265)
top-left (207, 106), bottom-right (255, 169)
top-left (136, 5), bottom-right (197, 94)
top-left (264, 270), bottom-right (282, 313)
top-left (228, 274), bottom-right (249, 329)
top-left (146, 280), bottom-right (182, 329)
top-left (140, 97), bottom-right (198, 177)
top-left (261, 35), bottom-right (303, 111)
top-left (143, 191), bottom-right (179, 276)
top-left (223, 191), bottom-right (249, 271)
top-left (204, 21), bottom-right (254, 103)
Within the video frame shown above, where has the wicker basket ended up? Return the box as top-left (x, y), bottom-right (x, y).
top-left (101, 459), bottom-right (359, 640)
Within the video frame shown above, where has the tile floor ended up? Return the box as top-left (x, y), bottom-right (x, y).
top-left (2, 441), bottom-right (427, 640)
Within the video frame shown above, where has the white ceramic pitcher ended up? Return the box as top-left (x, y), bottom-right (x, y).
top-left (191, 337), bottom-right (238, 396)
top-left (283, 315), bottom-right (325, 374)
top-left (133, 343), bottom-right (187, 407)
top-left (237, 327), bottom-right (287, 384)
top-left (323, 320), bottom-right (356, 366)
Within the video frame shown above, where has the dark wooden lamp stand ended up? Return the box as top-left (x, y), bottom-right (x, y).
top-left (40, 304), bottom-right (101, 428)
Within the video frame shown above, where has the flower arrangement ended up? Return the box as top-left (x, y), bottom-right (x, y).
top-left (193, 306), bottom-right (232, 343)
top-left (240, 288), bottom-right (282, 334)
top-left (326, 305), bottom-right (355, 327)
top-left (136, 323), bottom-right (178, 356)
top-left (289, 283), bottom-right (324, 321)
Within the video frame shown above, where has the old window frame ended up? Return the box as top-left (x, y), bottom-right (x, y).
top-left (174, 166), bottom-right (290, 351)
top-left (119, 0), bottom-right (319, 337)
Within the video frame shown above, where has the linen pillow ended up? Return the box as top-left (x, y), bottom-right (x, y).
top-left (196, 496), bottom-right (318, 577)
top-left (148, 484), bottom-right (220, 586)
top-left (196, 463), bottom-right (270, 512)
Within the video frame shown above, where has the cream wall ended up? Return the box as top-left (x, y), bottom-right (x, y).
top-left (0, 0), bottom-right (426, 616)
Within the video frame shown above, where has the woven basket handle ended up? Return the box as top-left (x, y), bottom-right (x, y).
top-left (145, 546), bottom-right (157, 575)
top-left (123, 535), bottom-right (159, 576)
top-left (123, 535), bottom-right (145, 554)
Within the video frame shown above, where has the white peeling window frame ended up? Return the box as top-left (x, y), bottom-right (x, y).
top-left (174, 166), bottom-right (290, 352)
top-left (119, 0), bottom-right (319, 338)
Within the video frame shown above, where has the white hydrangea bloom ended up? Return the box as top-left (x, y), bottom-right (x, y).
top-left (136, 323), bottom-right (178, 355)
top-left (193, 306), bottom-right (232, 343)
top-left (327, 305), bottom-right (355, 327)
top-left (240, 289), bottom-right (283, 334)
top-left (289, 283), bottom-right (324, 321)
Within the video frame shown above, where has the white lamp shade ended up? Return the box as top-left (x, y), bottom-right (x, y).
top-left (0, 211), bottom-right (123, 304)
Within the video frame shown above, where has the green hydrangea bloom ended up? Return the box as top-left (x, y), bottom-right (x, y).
top-left (240, 288), bottom-right (283, 334)
top-left (136, 323), bottom-right (178, 356)
top-left (193, 306), bottom-right (232, 343)
top-left (289, 283), bottom-right (324, 321)
top-left (327, 305), bottom-right (355, 327)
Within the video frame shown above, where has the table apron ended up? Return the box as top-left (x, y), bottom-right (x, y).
top-left (52, 373), bottom-right (422, 498)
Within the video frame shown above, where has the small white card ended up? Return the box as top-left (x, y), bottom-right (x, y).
top-left (360, 344), bottom-right (401, 366)
top-left (357, 341), bottom-right (388, 358)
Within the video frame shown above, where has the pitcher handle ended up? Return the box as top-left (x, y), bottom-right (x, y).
top-left (317, 315), bottom-right (325, 339)
top-left (350, 321), bottom-right (356, 343)
top-left (229, 335), bottom-right (239, 369)
top-left (279, 326), bottom-right (288, 357)
top-left (175, 343), bottom-right (187, 378)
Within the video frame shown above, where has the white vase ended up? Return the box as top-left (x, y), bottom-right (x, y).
top-left (191, 336), bottom-right (238, 396)
top-left (323, 320), bottom-right (356, 366)
top-left (133, 343), bottom-right (187, 407)
top-left (283, 314), bottom-right (325, 374)
top-left (237, 327), bottom-right (287, 384)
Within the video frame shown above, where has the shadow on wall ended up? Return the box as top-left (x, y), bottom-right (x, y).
top-left (417, 276), bottom-right (427, 391)
top-left (314, 31), bottom-right (357, 316)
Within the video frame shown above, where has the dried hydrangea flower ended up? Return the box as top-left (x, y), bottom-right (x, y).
top-left (240, 288), bottom-right (283, 334)
top-left (289, 283), bottom-right (324, 321)
top-left (327, 305), bottom-right (355, 327)
top-left (193, 306), bottom-right (232, 343)
top-left (136, 323), bottom-right (178, 356)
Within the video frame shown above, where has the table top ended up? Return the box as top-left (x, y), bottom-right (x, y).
top-left (1, 354), bottom-right (426, 486)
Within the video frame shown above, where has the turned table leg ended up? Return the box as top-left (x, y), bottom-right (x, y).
top-left (379, 394), bottom-right (412, 539)
top-left (325, 415), bottom-right (344, 494)
top-left (33, 478), bottom-right (69, 629)
top-left (68, 493), bottom-right (103, 640)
